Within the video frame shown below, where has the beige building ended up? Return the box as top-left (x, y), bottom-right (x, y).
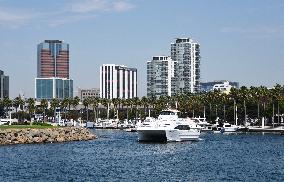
top-left (78, 88), bottom-right (100, 100)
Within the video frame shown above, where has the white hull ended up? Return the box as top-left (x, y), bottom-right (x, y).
top-left (137, 128), bottom-right (200, 142)
top-left (223, 127), bottom-right (238, 132)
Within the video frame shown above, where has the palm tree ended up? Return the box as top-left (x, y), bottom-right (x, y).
top-left (124, 98), bottom-right (133, 121)
top-left (13, 97), bottom-right (20, 113)
top-left (40, 99), bottom-right (48, 122)
top-left (239, 86), bottom-right (250, 124)
top-left (271, 84), bottom-right (283, 124)
top-left (2, 97), bottom-right (12, 118)
top-left (219, 93), bottom-right (230, 122)
top-left (148, 96), bottom-right (157, 117)
top-left (101, 98), bottom-right (111, 119)
top-left (141, 96), bottom-right (149, 118)
top-left (112, 98), bottom-right (120, 119)
top-left (204, 91), bottom-right (215, 122)
top-left (132, 97), bottom-right (140, 121)
top-left (72, 96), bottom-right (80, 110)
top-left (250, 86), bottom-right (270, 126)
top-left (60, 98), bottom-right (69, 120)
top-left (229, 87), bottom-right (240, 125)
top-left (90, 97), bottom-right (100, 122)
top-left (13, 96), bottom-right (25, 121)
top-left (50, 98), bottom-right (60, 122)
top-left (26, 98), bottom-right (35, 121)
top-left (83, 97), bottom-right (90, 121)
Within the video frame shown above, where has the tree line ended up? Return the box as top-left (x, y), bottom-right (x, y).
top-left (0, 84), bottom-right (284, 125)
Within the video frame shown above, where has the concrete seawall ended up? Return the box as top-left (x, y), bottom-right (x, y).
top-left (0, 127), bottom-right (96, 145)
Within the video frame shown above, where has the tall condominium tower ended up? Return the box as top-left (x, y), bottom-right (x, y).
top-left (100, 64), bottom-right (137, 99)
top-left (37, 40), bottom-right (69, 79)
top-left (0, 70), bottom-right (9, 99)
top-left (171, 38), bottom-right (200, 94)
top-left (35, 40), bottom-right (73, 100)
top-left (147, 56), bottom-right (176, 97)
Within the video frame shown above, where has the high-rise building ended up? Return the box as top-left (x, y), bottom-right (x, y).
top-left (147, 56), bottom-right (176, 97)
top-left (35, 40), bottom-right (73, 100)
top-left (100, 64), bottom-right (137, 99)
top-left (35, 77), bottom-right (73, 100)
top-left (37, 40), bottom-right (69, 79)
top-left (0, 70), bottom-right (9, 99)
top-left (171, 38), bottom-right (200, 94)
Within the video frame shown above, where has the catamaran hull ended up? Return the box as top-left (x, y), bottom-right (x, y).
top-left (137, 129), bottom-right (200, 142)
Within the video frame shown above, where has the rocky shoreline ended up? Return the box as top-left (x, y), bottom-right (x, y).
top-left (0, 127), bottom-right (96, 145)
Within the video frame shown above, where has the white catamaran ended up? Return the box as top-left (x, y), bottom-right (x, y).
top-left (137, 109), bottom-right (201, 142)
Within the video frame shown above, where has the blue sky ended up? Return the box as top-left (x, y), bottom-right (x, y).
top-left (0, 0), bottom-right (284, 98)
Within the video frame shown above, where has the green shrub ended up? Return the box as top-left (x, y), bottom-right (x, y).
top-left (32, 122), bottom-right (52, 126)
top-left (11, 121), bottom-right (30, 125)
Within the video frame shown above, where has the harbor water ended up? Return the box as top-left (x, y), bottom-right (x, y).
top-left (0, 130), bottom-right (284, 181)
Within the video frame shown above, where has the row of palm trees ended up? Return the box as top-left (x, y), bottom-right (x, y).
top-left (1, 84), bottom-right (284, 125)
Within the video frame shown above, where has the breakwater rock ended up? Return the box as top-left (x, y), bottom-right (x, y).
top-left (0, 127), bottom-right (96, 145)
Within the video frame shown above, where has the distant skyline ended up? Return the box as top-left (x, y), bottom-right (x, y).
top-left (1, 0), bottom-right (284, 98)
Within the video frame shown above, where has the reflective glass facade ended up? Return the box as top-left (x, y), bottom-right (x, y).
top-left (0, 70), bottom-right (9, 99)
top-left (37, 40), bottom-right (69, 79)
top-left (35, 78), bottom-right (73, 100)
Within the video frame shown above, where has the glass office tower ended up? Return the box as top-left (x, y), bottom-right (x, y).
top-left (0, 70), bottom-right (9, 99)
top-left (35, 77), bottom-right (73, 100)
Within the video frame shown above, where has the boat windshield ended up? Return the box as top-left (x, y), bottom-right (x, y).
top-left (160, 111), bottom-right (176, 115)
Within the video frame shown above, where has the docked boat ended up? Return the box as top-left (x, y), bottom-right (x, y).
top-left (137, 109), bottom-right (201, 142)
top-left (222, 122), bottom-right (239, 132)
top-left (193, 117), bottom-right (213, 132)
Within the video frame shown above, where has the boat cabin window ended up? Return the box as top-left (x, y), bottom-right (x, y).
top-left (160, 111), bottom-right (176, 115)
top-left (174, 125), bottom-right (190, 130)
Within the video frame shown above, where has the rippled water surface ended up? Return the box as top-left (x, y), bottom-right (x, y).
top-left (1, 130), bottom-right (284, 181)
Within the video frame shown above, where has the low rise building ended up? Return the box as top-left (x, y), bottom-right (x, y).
top-left (78, 88), bottom-right (100, 101)
top-left (200, 80), bottom-right (239, 93)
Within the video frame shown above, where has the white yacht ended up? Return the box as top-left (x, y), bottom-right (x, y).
top-left (193, 117), bottom-right (213, 132)
top-left (137, 109), bottom-right (201, 142)
top-left (222, 122), bottom-right (238, 132)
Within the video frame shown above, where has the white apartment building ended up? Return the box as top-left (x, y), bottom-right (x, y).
top-left (171, 38), bottom-right (201, 94)
top-left (100, 64), bottom-right (137, 99)
top-left (147, 56), bottom-right (177, 97)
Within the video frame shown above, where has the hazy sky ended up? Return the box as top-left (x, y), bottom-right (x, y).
top-left (1, 0), bottom-right (284, 98)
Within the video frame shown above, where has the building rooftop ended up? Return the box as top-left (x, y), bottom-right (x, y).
top-left (44, 40), bottom-right (63, 43)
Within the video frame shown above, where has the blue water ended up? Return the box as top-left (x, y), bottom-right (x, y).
top-left (0, 130), bottom-right (284, 182)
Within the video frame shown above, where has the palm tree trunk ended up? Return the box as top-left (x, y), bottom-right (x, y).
top-left (257, 102), bottom-right (260, 119)
top-left (203, 106), bottom-right (206, 118)
top-left (215, 105), bottom-right (218, 120)
top-left (223, 105), bottom-right (226, 122)
top-left (209, 103), bottom-right (212, 122)
top-left (233, 100), bottom-right (236, 123)
top-left (277, 101), bottom-right (280, 124)
top-left (244, 100), bottom-right (247, 125)
top-left (272, 103), bottom-right (275, 127)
